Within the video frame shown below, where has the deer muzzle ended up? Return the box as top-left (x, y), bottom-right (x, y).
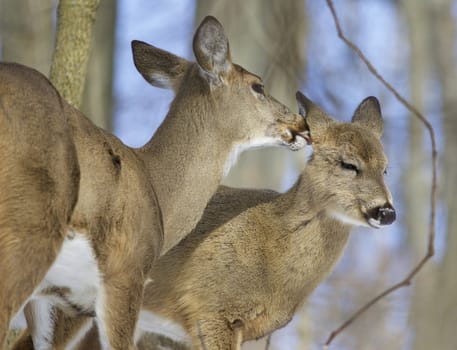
top-left (367, 203), bottom-right (396, 228)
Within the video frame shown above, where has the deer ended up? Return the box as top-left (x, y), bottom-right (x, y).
top-left (49, 91), bottom-right (396, 350)
top-left (3, 16), bottom-right (309, 350)
top-left (133, 92), bottom-right (396, 350)
top-left (0, 62), bottom-right (80, 350)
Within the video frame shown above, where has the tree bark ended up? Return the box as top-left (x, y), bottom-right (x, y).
top-left (195, 0), bottom-right (307, 191)
top-left (424, 0), bottom-right (457, 348)
top-left (402, 0), bottom-right (457, 349)
top-left (50, 0), bottom-right (101, 108)
top-left (398, 1), bottom-right (435, 349)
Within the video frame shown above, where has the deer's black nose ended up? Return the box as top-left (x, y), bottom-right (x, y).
top-left (378, 204), bottom-right (396, 225)
top-left (367, 203), bottom-right (396, 227)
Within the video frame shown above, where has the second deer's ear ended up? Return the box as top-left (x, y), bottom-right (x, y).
top-left (296, 91), bottom-right (334, 142)
top-left (131, 40), bottom-right (190, 91)
top-left (352, 96), bottom-right (384, 138)
top-left (193, 16), bottom-right (232, 85)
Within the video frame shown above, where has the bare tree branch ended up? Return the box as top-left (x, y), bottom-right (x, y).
top-left (265, 334), bottom-right (271, 350)
top-left (323, 0), bottom-right (438, 348)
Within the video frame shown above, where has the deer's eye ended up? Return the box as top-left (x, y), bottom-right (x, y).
top-left (252, 83), bottom-right (265, 95)
top-left (341, 161), bottom-right (359, 174)
top-left (384, 169), bottom-right (387, 175)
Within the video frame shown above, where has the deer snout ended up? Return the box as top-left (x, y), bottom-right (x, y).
top-left (279, 114), bottom-right (311, 150)
top-left (366, 203), bottom-right (396, 228)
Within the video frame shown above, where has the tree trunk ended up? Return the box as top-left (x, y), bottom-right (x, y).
top-left (0, 0), bottom-right (54, 75)
top-left (399, 1), bottom-right (436, 349)
top-left (422, 0), bottom-right (457, 349)
top-left (81, 0), bottom-right (116, 130)
top-left (50, 0), bottom-right (100, 108)
top-left (402, 0), bottom-right (457, 349)
top-left (195, 0), bottom-right (307, 191)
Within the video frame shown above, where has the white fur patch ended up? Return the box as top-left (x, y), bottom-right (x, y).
top-left (368, 218), bottom-right (383, 229)
top-left (9, 232), bottom-right (102, 348)
top-left (328, 209), bottom-right (369, 227)
top-left (289, 133), bottom-right (308, 151)
top-left (224, 137), bottom-right (283, 176)
top-left (150, 73), bottom-right (174, 89)
top-left (27, 299), bottom-right (55, 350)
top-left (42, 231), bottom-right (101, 311)
top-left (95, 285), bottom-right (111, 350)
top-left (135, 310), bottom-right (191, 346)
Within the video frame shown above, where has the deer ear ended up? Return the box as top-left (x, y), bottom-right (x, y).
top-left (296, 91), bottom-right (334, 142)
top-left (131, 40), bottom-right (190, 91)
top-left (295, 91), bottom-right (314, 118)
top-left (193, 16), bottom-right (232, 85)
top-left (352, 96), bottom-right (384, 138)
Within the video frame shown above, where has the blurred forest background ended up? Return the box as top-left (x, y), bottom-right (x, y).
top-left (0, 0), bottom-right (454, 349)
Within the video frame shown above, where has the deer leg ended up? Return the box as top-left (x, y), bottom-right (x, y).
top-left (137, 332), bottom-right (190, 350)
top-left (191, 319), bottom-right (241, 350)
top-left (23, 299), bottom-right (57, 350)
top-left (51, 312), bottom-right (93, 350)
top-left (0, 160), bottom-right (75, 348)
top-left (11, 306), bottom-right (94, 350)
top-left (230, 320), bottom-right (243, 350)
top-left (11, 301), bottom-right (56, 350)
top-left (73, 322), bottom-right (101, 350)
top-left (95, 272), bottom-right (144, 350)
top-left (7, 328), bottom-right (33, 350)
top-left (0, 229), bottom-right (63, 349)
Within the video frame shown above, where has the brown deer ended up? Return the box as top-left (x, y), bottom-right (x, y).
top-left (0, 63), bottom-right (80, 349)
top-left (133, 92), bottom-right (396, 350)
top-left (4, 16), bottom-right (308, 350)
top-left (25, 91), bottom-right (395, 350)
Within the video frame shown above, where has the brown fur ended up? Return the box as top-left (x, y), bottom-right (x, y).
top-left (6, 16), bottom-right (307, 350)
top-left (40, 93), bottom-right (395, 350)
top-left (135, 93), bottom-right (395, 350)
top-left (0, 62), bottom-right (80, 348)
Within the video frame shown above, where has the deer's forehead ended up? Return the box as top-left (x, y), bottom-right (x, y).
top-left (327, 128), bottom-right (387, 165)
top-left (342, 141), bottom-right (387, 166)
top-left (231, 64), bottom-right (262, 83)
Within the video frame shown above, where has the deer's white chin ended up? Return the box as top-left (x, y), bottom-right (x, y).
top-left (327, 209), bottom-right (369, 227)
top-left (367, 218), bottom-right (383, 229)
top-left (224, 136), bottom-right (287, 176)
top-left (288, 134), bottom-right (307, 151)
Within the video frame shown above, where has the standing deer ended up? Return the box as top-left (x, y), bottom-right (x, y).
top-left (3, 16), bottom-right (308, 350)
top-left (28, 92), bottom-right (395, 350)
top-left (0, 63), bottom-right (80, 349)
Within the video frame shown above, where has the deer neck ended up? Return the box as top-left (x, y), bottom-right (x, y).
top-left (268, 167), bottom-right (351, 299)
top-left (138, 104), bottom-right (234, 255)
top-left (274, 168), bottom-right (330, 225)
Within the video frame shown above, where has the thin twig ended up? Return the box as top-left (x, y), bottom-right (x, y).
top-left (323, 0), bottom-right (438, 348)
top-left (265, 334), bottom-right (272, 350)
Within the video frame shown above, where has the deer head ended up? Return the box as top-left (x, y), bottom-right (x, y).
top-left (132, 16), bottom-right (309, 154)
top-left (296, 91), bottom-right (395, 228)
